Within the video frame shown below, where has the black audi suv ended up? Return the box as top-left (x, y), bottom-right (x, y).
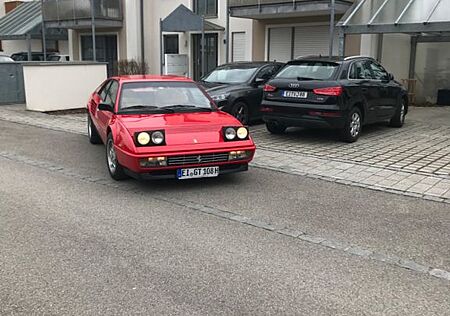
top-left (199, 62), bottom-right (284, 124)
top-left (261, 56), bottom-right (408, 142)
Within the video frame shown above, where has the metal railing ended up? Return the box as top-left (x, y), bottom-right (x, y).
top-left (42, 0), bottom-right (122, 22)
top-left (229, 0), bottom-right (354, 7)
top-left (229, 0), bottom-right (310, 7)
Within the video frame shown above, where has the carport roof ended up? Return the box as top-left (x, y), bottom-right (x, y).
top-left (0, 1), bottom-right (66, 40)
top-left (338, 0), bottom-right (450, 34)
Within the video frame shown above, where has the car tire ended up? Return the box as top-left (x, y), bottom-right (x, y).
top-left (266, 121), bottom-right (287, 134)
top-left (106, 133), bottom-right (128, 181)
top-left (88, 115), bottom-right (102, 144)
top-left (389, 99), bottom-right (406, 128)
top-left (232, 101), bottom-right (249, 125)
top-left (341, 107), bottom-right (362, 143)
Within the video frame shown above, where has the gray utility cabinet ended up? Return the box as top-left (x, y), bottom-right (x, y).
top-left (0, 63), bottom-right (25, 105)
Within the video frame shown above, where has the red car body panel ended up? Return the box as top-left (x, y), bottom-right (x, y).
top-left (87, 75), bottom-right (256, 178)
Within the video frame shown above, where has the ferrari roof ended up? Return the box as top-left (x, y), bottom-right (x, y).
top-left (113, 75), bottom-right (193, 82)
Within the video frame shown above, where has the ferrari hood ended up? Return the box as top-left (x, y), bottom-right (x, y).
top-left (119, 111), bottom-right (240, 146)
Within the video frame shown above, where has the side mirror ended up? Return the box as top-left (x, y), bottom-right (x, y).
top-left (388, 73), bottom-right (394, 81)
top-left (98, 102), bottom-right (114, 112)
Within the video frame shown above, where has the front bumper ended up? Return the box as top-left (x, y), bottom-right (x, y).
top-left (125, 163), bottom-right (248, 180)
top-left (114, 144), bottom-right (255, 179)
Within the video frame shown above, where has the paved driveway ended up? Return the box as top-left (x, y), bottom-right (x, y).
top-left (251, 107), bottom-right (450, 203)
top-left (252, 107), bottom-right (450, 177)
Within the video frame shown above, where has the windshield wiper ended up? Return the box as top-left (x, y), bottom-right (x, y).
top-left (161, 105), bottom-right (212, 112)
top-left (297, 77), bottom-right (319, 81)
top-left (120, 105), bottom-right (174, 113)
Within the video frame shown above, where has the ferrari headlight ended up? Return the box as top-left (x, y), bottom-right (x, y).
top-left (236, 127), bottom-right (249, 140)
top-left (137, 132), bottom-right (151, 145)
top-left (151, 131), bottom-right (165, 145)
top-left (224, 127), bottom-right (237, 141)
top-left (212, 93), bottom-right (230, 102)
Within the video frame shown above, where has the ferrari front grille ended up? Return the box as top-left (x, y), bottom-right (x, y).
top-left (167, 153), bottom-right (229, 166)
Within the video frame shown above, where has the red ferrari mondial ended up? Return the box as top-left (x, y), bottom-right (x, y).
top-left (87, 75), bottom-right (256, 180)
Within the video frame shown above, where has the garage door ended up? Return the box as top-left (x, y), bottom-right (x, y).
top-left (268, 27), bottom-right (292, 62)
top-left (268, 25), bottom-right (339, 62)
top-left (232, 32), bottom-right (246, 62)
top-left (293, 25), bottom-right (339, 58)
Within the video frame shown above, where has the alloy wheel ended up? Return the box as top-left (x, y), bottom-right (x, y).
top-left (234, 104), bottom-right (248, 124)
top-left (350, 112), bottom-right (361, 137)
top-left (107, 138), bottom-right (117, 174)
top-left (88, 118), bottom-right (92, 138)
top-left (400, 102), bottom-right (406, 124)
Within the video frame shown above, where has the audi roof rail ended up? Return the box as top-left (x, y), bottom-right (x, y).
top-left (344, 55), bottom-right (376, 61)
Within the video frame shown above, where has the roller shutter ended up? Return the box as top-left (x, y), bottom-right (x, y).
top-left (232, 32), bottom-right (246, 62)
top-left (293, 25), bottom-right (339, 58)
top-left (268, 27), bottom-right (292, 62)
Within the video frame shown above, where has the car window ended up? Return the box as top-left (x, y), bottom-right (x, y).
top-left (104, 81), bottom-right (119, 107)
top-left (368, 61), bottom-right (389, 81)
top-left (349, 61), bottom-right (374, 80)
top-left (275, 62), bottom-right (339, 80)
top-left (48, 56), bottom-right (60, 61)
top-left (99, 81), bottom-right (112, 101)
top-left (203, 66), bottom-right (259, 84)
top-left (256, 65), bottom-right (278, 80)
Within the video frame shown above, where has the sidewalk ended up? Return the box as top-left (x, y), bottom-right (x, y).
top-left (1, 104), bottom-right (449, 204)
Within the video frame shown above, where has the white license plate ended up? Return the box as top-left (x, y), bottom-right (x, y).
top-left (283, 91), bottom-right (308, 98)
top-left (177, 166), bottom-right (219, 179)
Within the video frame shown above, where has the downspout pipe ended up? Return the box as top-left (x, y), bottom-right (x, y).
top-left (41, 0), bottom-right (47, 61)
top-left (140, 0), bottom-right (145, 73)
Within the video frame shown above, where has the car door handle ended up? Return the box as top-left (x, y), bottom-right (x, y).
top-left (362, 88), bottom-right (369, 93)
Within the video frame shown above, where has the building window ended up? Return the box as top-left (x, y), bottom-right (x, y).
top-left (164, 35), bottom-right (179, 54)
top-left (193, 0), bottom-right (217, 18)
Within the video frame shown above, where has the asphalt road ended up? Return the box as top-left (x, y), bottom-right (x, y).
top-left (0, 120), bottom-right (449, 315)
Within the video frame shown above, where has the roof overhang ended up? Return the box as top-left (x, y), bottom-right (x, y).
top-left (162, 4), bottom-right (224, 32)
top-left (338, 0), bottom-right (450, 35)
top-left (229, 0), bottom-right (353, 20)
top-left (0, 1), bottom-right (67, 41)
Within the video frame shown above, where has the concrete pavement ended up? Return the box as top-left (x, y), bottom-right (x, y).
top-left (1, 120), bottom-right (449, 315)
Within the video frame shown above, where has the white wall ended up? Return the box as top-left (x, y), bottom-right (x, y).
top-left (415, 42), bottom-right (450, 104)
top-left (23, 63), bottom-right (107, 111)
top-left (380, 34), bottom-right (410, 83)
top-left (124, 0), bottom-right (141, 61)
top-left (360, 34), bottom-right (379, 58)
top-left (0, 0), bottom-right (5, 17)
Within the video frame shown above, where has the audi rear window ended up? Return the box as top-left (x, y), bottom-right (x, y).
top-left (275, 61), bottom-right (339, 81)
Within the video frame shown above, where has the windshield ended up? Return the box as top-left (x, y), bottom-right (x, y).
top-left (119, 81), bottom-right (214, 113)
top-left (276, 62), bottom-right (339, 80)
top-left (203, 66), bottom-right (259, 84)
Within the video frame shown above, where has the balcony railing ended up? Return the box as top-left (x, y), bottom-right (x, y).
top-left (43, 0), bottom-right (122, 24)
top-left (229, 0), bottom-right (311, 7)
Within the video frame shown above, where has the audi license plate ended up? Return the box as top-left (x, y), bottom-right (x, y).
top-left (283, 91), bottom-right (308, 98)
top-left (177, 166), bottom-right (219, 179)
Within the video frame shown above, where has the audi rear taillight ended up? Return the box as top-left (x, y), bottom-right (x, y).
top-left (263, 84), bottom-right (277, 92)
top-left (313, 86), bottom-right (343, 96)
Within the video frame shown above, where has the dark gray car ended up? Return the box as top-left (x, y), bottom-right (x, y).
top-left (199, 62), bottom-right (284, 124)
